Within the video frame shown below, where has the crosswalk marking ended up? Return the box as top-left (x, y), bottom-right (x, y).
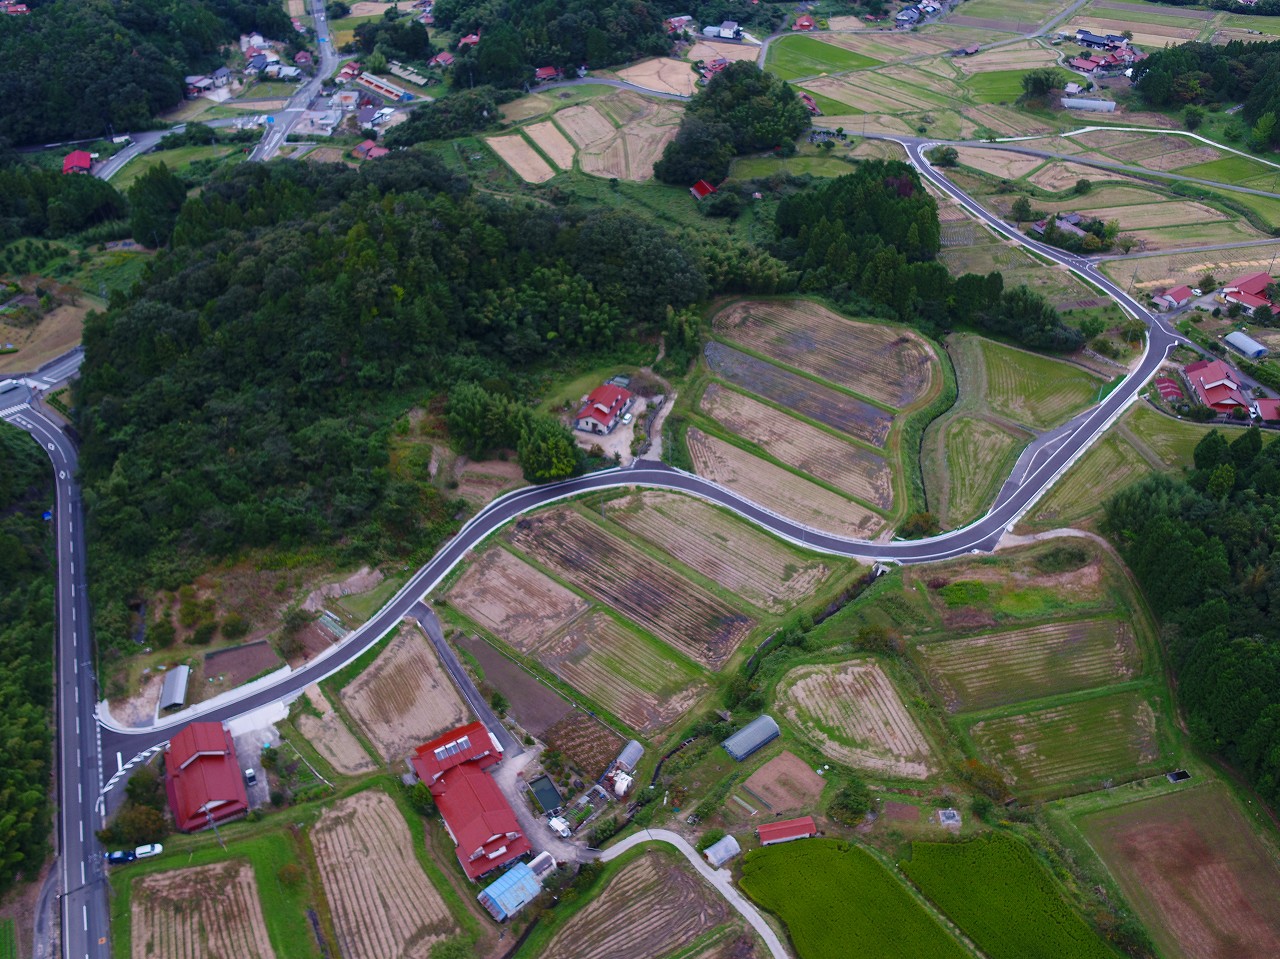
top-left (0, 402), bottom-right (30, 418)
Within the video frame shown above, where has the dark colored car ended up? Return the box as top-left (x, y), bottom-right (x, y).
top-left (105, 850), bottom-right (135, 865)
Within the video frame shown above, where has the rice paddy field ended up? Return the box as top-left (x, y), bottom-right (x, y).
top-left (764, 34), bottom-right (880, 80)
top-left (978, 339), bottom-right (1104, 430)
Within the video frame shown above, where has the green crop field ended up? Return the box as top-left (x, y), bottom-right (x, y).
top-left (1025, 431), bottom-right (1152, 529)
top-left (764, 35), bottom-right (880, 81)
top-left (955, 0), bottom-right (1070, 22)
top-left (938, 414), bottom-right (1027, 526)
top-left (967, 688), bottom-right (1165, 792)
top-left (901, 833), bottom-right (1119, 959)
top-left (1176, 154), bottom-right (1277, 186)
top-left (741, 840), bottom-right (968, 959)
top-left (966, 69), bottom-right (1033, 104)
top-left (979, 339), bottom-right (1104, 430)
top-left (112, 145), bottom-right (243, 190)
top-left (1210, 186), bottom-right (1280, 230)
top-left (0, 920), bottom-right (14, 959)
top-left (729, 155), bottom-right (858, 179)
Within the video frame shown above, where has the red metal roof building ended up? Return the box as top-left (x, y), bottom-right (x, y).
top-left (1255, 398), bottom-right (1280, 421)
top-left (430, 51), bottom-right (454, 67)
top-left (793, 14), bottom-right (816, 29)
top-left (62, 150), bottom-right (92, 175)
top-left (410, 722), bottom-right (531, 881)
top-left (573, 383), bottom-right (634, 435)
top-left (458, 32), bottom-right (480, 47)
top-left (534, 66), bottom-right (562, 82)
top-left (1222, 271), bottom-right (1273, 314)
top-left (1153, 377), bottom-right (1183, 402)
top-left (1183, 358), bottom-right (1249, 413)
top-left (165, 722), bottom-right (249, 832)
top-left (757, 816), bottom-right (818, 845)
top-left (690, 179), bottom-right (717, 200)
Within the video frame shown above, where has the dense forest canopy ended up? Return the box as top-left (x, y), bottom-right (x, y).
top-left (1134, 39), bottom-right (1280, 146)
top-left (0, 425), bottom-right (54, 893)
top-left (0, 0), bottom-right (290, 145)
top-left (76, 154), bottom-right (708, 655)
top-left (0, 162), bottom-right (127, 243)
top-left (1105, 429), bottom-right (1280, 807)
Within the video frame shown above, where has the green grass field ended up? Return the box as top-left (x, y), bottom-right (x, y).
top-left (740, 840), bottom-right (968, 959)
top-left (729, 155), bottom-right (858, 179)
top-left (939, 414), bottom-right (1027, 525)
top-left (1176, 154), bottom-right (1278, 186)
top-left (901, 833), bottom-right (1119, 959)
top-left (765, 35), bottom-right (880, 81)
top-left (112, 145), bottom-right (244, 190)
top-left (0, 920), bottom-right (14, 959)
top-left (979, 339), bottom-right (1104, 430)
top-left (966, 69), bottom-right (1033, 104)
top-left (967, 688), bottom-right (1165, 793)
top-left (956, 0), bottom-right (1071, 22)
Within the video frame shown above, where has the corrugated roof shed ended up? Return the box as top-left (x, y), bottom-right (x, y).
top-left (160, 665), bottom-right (190, 710)
top-left (704, 834), bottom-right (741, 867)
top-left (477, 862), bottom-right (541, 921)
top-left (1226, 331), bottom-right (1269, 359)
top-left (757, 816), bottom-right (817, 846)
top-left (617, 740), bottom-right (644, 771)
top-left (722, 715), bottom-right (780, 761)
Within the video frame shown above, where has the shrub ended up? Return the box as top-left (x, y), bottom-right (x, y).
top-left (696, 828), bottom-right (726, 852)
top-left (190, 621), bottom-right (217, 645)
top-left (278, 863), bottom-right (305, 887)
top-left (827, 778), bottom-right (872, 825)
top-left (939, 581), bottom-right (989, 607)
top-left (221, 612), bottom-right (251, 640)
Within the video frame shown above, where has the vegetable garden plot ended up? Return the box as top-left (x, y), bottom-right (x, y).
top-left (131, 861), bottom-right (276, 959)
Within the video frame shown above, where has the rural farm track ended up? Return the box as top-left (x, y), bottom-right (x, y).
top-left (5, 112), bottom-right (1192, 959)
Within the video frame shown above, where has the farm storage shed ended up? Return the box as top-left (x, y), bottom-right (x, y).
top-left (1061, 97), bottom-right (1116, 112)
top-left (1226, 331), bottom-right (1269, 359)
top-left (616, 740), bottom-right (644, 771)
top-left (704, 834), bottom-right (741, 867)
top-left (477, 861), bottom-right (542, 920)
top-left (159, 665), bottom-right (190, 710)
top-left (757, 816), bottom-right (817, 846)
top-left (164, 722), bottom-right (249, 832)
top-left (723, 715), bottom-right (780, 761)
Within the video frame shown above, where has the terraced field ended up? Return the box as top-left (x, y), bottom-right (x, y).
top-left (606, 490), bottom-right (836, 612)
top-left (777, 660), bottom-right (935, 779)
top-left (700, 383), bottom-right (894, 509)
top-left (978, 339), bottom-right (1103, 430)
top-left (712, 301), bottom-right (936, 408)
top-left (508, 508), bottom-right (755, 669)
top-left (703, 342), bottom-right (892, 446)
top-left (968, 690), bottom-right (1163, 792)
top-left (915, 619), bottom-right (1140, 712)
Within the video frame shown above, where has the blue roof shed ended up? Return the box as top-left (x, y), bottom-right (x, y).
top-left (1226, 331), bottom-right (1269, 359)
top-left (477, 862), bottom-right (541, 921)
top-left (722, 715), bottom-right (780, 762)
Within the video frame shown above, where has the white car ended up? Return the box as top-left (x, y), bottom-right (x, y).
top-left (134, 843), bottom-right (164, 859)
top-left (622, 412), bottom-right (633, 425)
top-left (1191, 288), bottom-right (1203, 296)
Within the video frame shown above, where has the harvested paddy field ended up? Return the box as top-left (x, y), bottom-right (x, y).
top-left (956, 146), bottom-right (1043, 179)
top-left (712, 301), bottom-right (936, 408)
top-left (700, 384), bottom-right (894, 510)
top-left (297, 686), bottom-right (376, 775)
top-left (1064, 15), bottom-right (1199, 45)
top-left (485, 134), bottom-right (556, 183)
top-left (1077, 784), bottom-right (1280, 959)
top-left (540, 852), bottom-right (729, 959)
top-left (605, 490), bottom-right (835, 613)
top-left (552, 91), bottom-right (683, 181)
top-left (311, 791), bottom-right (456, 959)
top-left (447, 547), bottom-right (588, 652)
top-left (969, 690), bottom-right (1162, 792)
top-left (686, 40), bottom-right (761, 64)
top-left (538, 611), bottom-right (707, 731)
top-left (742, 751), bottom-right (827, 813)
top-left (1098, 241), bottom-right (1280, 292)
top-left (131, 861), bottom-right (275, 959)
top-left (524, 120), bottom-right (576, 170)
top-left (542, 709), bottom-right (624, 779)
top-left (508, 509), bottom-right (754, 669)
top-left (777, 660), bottom-right (935, 779)
top-left (1027, 432), bottom-right (1152, 528)
top-left (703, 342), bottom-right (892, 446)
top-left (978, 339), bottom-right (1103, 430)
top-left (916, 619), bottom-right (1140, 713)
top-left (614, 58), bottom-right (698, 97)
top-left (687, 429), bottom-right (886, 539)
top-left (340, 625), bottom-right (468, 761)
top-left (930, 415), bottom-right (1029, 528)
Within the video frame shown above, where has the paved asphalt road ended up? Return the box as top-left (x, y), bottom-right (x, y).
top-left (250, 0), bottom-right (337, 161)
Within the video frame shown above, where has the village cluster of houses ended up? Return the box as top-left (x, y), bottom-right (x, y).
top-left (1067, 29), bottom-right (1147, 76)
top-left (1153, 272), bottom-right (1275, 316)
top-left (1030, 211), bottom-right (1092, 240)
top-left (183, 34), bottom-right (314, 99)
top-left (895, 2), bottom-right (943, 28)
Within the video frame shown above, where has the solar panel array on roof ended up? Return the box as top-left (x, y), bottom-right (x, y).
top-left (434, 734), bottom-right (472, 762)
top-left (722, 715), bottom-right (780, 762)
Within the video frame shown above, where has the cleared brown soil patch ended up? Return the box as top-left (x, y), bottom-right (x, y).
top-left (779, 660), bottom-right (934, 779)
top-left (312, 791), bottom-right (456, 959)
top-left (486, 134), bottom-right (556, 183)
top-left (203, 640), bottom-right (281, 689)
top-left (1080, 785), bottom-right (1280, 959)
top-left (615, 58), bottom-right (698, 97)
top-left (883, 801), bottom-right (921, 823)
top-left (608, 490), bottom-right (833, 613)
top-left (685, 41), bottom-right (761, 64)
top-left (701, 383), bottom-right (893, 509)
top-left (955, 146), bottom-right (1043, 180)
top-left (508, 509), bottom-right (755, 669)
top-left (304, 147), bottom-right (356, 166)
top-left (712, 301), bottom-right (936, 408)
top-left (743, 751), bottom-right (826, 813)
top-left (132, 861), bottom-right (275, 959)
top-left (451, 455), bottom-right (525, 508)
top-left (543, 710), bottom-right (624, 779)
top-left (458, 634), bottom-right (572, 736)
top-left (340, 625), bottom-right (468, 761)
top-left (525, 120), bottom-right (577, 169)
top-left (0, 298), bottom-right (92, 376)
top-left (687, 429), bottom-right (885, 539)
top-left (297, 686), bottom-right (375, 775)
top-left (543, 851), bottom-right (729, 959)
top-left (448, 547), bottom-right (588, 652)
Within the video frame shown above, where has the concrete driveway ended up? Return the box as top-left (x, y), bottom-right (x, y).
top-left (491, 748), bottom-right (588, 864)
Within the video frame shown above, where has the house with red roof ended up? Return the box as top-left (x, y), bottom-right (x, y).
top-left (165, 722), bottom-right (249, 832)
top-left (1153, 376), bottom-right (1183, 402)
top-left (1221, 271), bottom-right (1273, 315)
top-left (1183, 358), bottom-right (1249, 414)
top-left (757, 816), bottom-right (817, 845)
top-left (62, 151), bottom-right (93, 175)
top-left (458, 32), bottom-right (480, 48)
top-left (690, 179), bottom-right (717, 201)
top-left (1255, 397), bottom-right (1280, 422)
top-left (799, 92), bottom-right (821, 115)
top-left (793, 14), bottom-right (816, 29)
top-left (410, 722), bottom-right (531, 881)
top-left (353, 139), bottom-right (389, 160)
top-left (573, 383), bottom-right (634, 435)
top-left (534, 66), bottom-right (562, 82)
top-left (3, 3), bottom-right (31, 13)
top-left (1154, 285), bottom-right (1194, 311)
top-left (430, 51), bottom-right (455, 68)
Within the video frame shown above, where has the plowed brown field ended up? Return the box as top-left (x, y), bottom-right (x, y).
top-left (448, 547), bottom-right (588, 652)
top-left (131, 861), bottom-right (275, 959)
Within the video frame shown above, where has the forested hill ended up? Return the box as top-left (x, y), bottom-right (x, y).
top-left (76, 154), bottom-right (713, 653)
top-left (0, 424), bottom-right (55, 892)
top-left (0, 0), bottom-right (290, 145)
top-left (1105, 429), bottom-right (1280, 808)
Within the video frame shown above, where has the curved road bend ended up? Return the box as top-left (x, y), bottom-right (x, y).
top-left (600, 829), bottom-right (788, 959)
